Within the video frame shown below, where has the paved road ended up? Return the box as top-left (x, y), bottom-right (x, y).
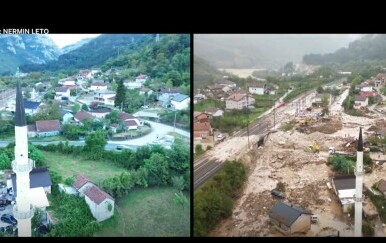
top-left (194, 78), bottom-right (347, 190)
top-left (0, 120), bottom-right (189, 150)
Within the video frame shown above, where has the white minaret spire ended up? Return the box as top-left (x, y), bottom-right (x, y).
top-left (12, 80), bottom-right (33, 237)
top-left (354, 127), bottom-right (364, 237)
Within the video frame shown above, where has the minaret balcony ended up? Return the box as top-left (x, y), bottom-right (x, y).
top-left (354, 196), bottom-right (363, 202)
top-left (13, 204), bottom-right (34, 220)
top-left (11, 159), bottom-right (33, 173)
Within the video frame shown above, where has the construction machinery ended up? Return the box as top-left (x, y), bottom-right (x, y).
top-left (305, 141), bottom-right (320, 153)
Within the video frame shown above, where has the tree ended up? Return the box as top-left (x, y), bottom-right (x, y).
top-left (172, 176), bottom-right (185, 192)
top-left (0, 153), bottom-right (11, 170)
top-left (71, 103), bottom-right (80, 113)
top-left (143, 153), bottom-right (170, 186)
top-left (114, 79), bottom-right (127, 108)
top-left (284, 62), bottom-right (294, 73)
top-left (84, 130), bottom-right (107, 154)
top-left (24, 90), bottom-right (31, 99)
top-left (317, 86), bottom-right (324, 94)
top-left (81, 104), bottom-right (89, 111)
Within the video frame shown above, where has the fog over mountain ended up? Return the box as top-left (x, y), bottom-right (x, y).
top-left (194, 34), bottom-right (362, 69)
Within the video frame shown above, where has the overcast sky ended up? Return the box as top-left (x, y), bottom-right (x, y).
top-left (47, 34), bottom-right (100, 48)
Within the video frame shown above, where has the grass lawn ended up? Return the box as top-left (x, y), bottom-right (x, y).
top-left (41, 151), bottom-right (126, 184)
top-left (167, 131), bottom-right (190, 143)
top-left (194, 100), bottom-right (224, 112)
top-left (95, 187), bottom-right (190, 237)
top-left (29, 135), bottom-right (65, 142)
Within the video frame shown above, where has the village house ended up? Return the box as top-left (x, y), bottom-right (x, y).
top-left (269, 201), bottom-right (312, 235)
top-left (226, 93), bottom-right (255, 110)
top-left (332, 175), bottom-right (356, 212)
top-left (360, 85), bottom-right (373, 92)
top-left (119, 112), bottom-right (143, 130)
top-left (89, 107), bottom-right (111, 119)
top-left (193, 94), bottom-right (206, 104)
top-left (54, 87), bottom-right (70, 100)
top-left (216, 80), bottom-right (237, 89)
top-left (123, 79), bottom-right (142, 90)
top-left (24, 100), bottom-right (41, 115)
top-left (204, 107), bottom-right (224, 117)
top-left (36, 120), bottom-right (61, 137)
top-left (58, 79), bottom-right (77, 86)
top-left (90, 81), bottom-right (108, 91)
top-left (171, 94), bottom-right (190, 110)
top-left (354, 95), bottom-right (369, 109)
top-left (194, 112), bottom-right (209, 123)
top-left (73, 174), bottom-right (115, 222)
top-left (74, 111), bottom-right (95, 125)
top-left (135, 74), bottom-right (148, 83)
top-left (249, 83), bottom-right (267, 95)
top-left (61, 110), bottom-right (74, 124)
top-left (312, 93), bottom-right (330, 107)
top-left (93, 90), bottom-right (116, 104)
top-left (139, 87), bottom-right (153, 96)
top-left (157, 88), bottom-right (180, 108)
top-left (193, 121), bottom-right (212, 140)
top-left (105, 96), bottom-right (115, 106)
top-left (359, 91), bottom-right (376, 98)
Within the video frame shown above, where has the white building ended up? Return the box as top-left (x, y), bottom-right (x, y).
top-left (54, 87), bottom-right (70, 100)
top-left (93, 91), bottom-right (116, 104)
top-left (170, 94), bottom-right (190, 110)
top-left (249, 83), bottom-right (267, 95)
top-left (354, 95), bottom-right (368, 109)
top-left (105, 96), bottom-right (115, 106)
top-left (73, 174), bottom-right (114, 222)
top-left (89, 82), bottom-right (108, 91)
top-left (332, 175), bottom-right (356, 213)
top-left (135, 74), bottom-right (148, 84)
top-left (361, 86), bottom-right (373, 92)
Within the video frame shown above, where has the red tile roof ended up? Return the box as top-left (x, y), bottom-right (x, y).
top-left (136, 74), bottom-right (147, 79)
top-left (73, 173), bottom-right (93, 190)
top-left (227, 93), bottom-right (247, 101)
top-left (194, 121), bottom-right (211, 131)
top-left (124, 120), bottom-right (138, 127)
top-left (91, 82), bottom-right (107, 87)
top-left (74, 111), bottom-right (94, 123)
top-left (359, 91), bottom-right (376, 97)
top-left (119, 112), bottom-right (135, 121)
top-left (84, 185), bottom-right (114, 205)
top-left (36, 120), bottom-right (60, 133)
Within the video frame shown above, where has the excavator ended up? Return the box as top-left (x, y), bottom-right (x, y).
top-left (305, 141), bottom-right (320, 153)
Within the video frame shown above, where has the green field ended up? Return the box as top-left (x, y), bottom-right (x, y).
top-left (95, 187), bottom-right (190, 237)
top-left (194, 100), bottom-right (224, 112)
top-left (41, 151), bottom-right (126, 184)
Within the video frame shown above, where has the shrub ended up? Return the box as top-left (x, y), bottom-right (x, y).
top-left (276, 181), bottom-right (285, 192)
top-left (362, 221), bottom-right (374, 236)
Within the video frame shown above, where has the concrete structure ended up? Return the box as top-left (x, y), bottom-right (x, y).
top-left (62, 112), bottom-right (74, 124)
top-left (204, 107), bottom-right (224, 117)
top-left (249, 83), bottom-right (266, 95)
top-left (269, 201), bottom-right (312, 235)
top-left (12, 81), bottom-right (33, 237)
top-left (332, 175), bottom-right (356, 213)
top-left (355, 128), bottom-right (364, 237)
top-left (226, 93), bottom-right (255, 110)
top-left (377, 179), bottom-right (386, 197)
top-left (54, 87), bottom-right (70, 100)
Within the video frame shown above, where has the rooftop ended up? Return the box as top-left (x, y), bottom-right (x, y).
top-left (84, 185), bottom-right (114, 205)
top-left (332, 175), bottom-right (356, 191)
top-left (269, 201), bottom-right (311, 227)
top-left (36, 120), bottom-right (60, 132)
top-left (11, 167), bottom-right (53, 196)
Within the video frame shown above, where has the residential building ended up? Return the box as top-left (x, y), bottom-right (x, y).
top-left (135, 74), bottom-right (148, 83)
top-left (35, 120), bottom-right (61, 137)
top-left (119, 112), bottom-right (143, 130)
top-left (89, 107), bottom-right (111, 119)
top-left (193, 121), bottom-right (212, 140)
top-left (216, 80), bottom-right (236, 89)
top-left (226, 93), bottom-right (255, 110)
top-left (24, 100), bottom-right (41, 115)
top-left (54, 87), bottom-right (70, 100)
top-left (62, 111), bottom-right (74, 124)
top-left (171, 94), bottom-right (190, 110)
top-left (123, 80), bottom-right (142, 90)
top-left (360, 86), bottom-right (373, 92)
top-left (359, 91), bottom-right (376, 98)
top-left (205, 107), bottom-right (224, 117)
top-left (332, 175), bottom-right (356, 212)
top-left (269, 201), bottom-right (312, 235)
top-left (157, 88), bottom-right (180, 108)
top-left (139, 87), bottom-right (153, 96)
top-left (73, 174), bottom-right (114, 222)
top-left (27, 125), bottom-right (37, 138)
top-left (105, 96), bottom-right (115, 106)
top-left (194, 112), bottom-right (209, 122)
top-left (124, 120), bottom-right (139, 130)
top-left (249, 83), bottom-right (267, 95)
top-left (74, 111), bottom-right (95, 125)
top-left (354, 95), bottom-right (368, 109)
top-left (90, 82), bottom-right (108, 91)
top-left (93, 91), bottom-right (116, 104)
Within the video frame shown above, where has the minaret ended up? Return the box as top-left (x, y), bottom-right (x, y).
top-left (12, 81), bottom-right (33, 237)
top-left (354, 127), bottom-right (364, 237)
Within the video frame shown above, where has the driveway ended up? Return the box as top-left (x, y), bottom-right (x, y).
top-left (108, 120), bottom-right (190, 146)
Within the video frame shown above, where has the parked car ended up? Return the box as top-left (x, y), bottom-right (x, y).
top-left (1, 214), bottom-right (17, 226)
top-left (271, 189), bottom-right (285, 199)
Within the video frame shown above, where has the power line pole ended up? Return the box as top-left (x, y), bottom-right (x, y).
top-left (173, 110), bottom-right (177, 132)
top-left (273, 99), bottom-right (276, 129)
top-left (246, 85), bottom-right (250, 149)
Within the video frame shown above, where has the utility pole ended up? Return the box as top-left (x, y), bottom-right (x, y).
top-left (273, 99), bottom-right (276, 129)
top-left (173, 110), bottom-right (177, 132)
top-left (246, 85), bottom-right (250, 149)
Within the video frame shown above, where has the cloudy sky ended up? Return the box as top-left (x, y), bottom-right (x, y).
top-left (48, 34), bottom-right (100, 48)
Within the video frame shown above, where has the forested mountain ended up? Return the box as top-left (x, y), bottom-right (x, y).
top-left (194, 55), bottom-right (226, 88)
top-left (61, 38), bottom-right (93, 54)
top-left (20, 34), bottom-right (153, 72)
top-left (103, 34), bottom-right (190, 87)
top-left (0, 35), bottom-right (61, 75)
top-left (195, 34), bottom-right (359, 69)
top-left (303, 34), bottom-right (386, 66)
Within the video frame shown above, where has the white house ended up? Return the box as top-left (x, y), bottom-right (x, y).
top-left (55, 87), bottom-right (70, 100)
top-left (249, 83), bottom-right (267, 95)
top-left (135, 74), bottom-right (148, 83)
top-left (124, 120), bottom-right (139, 130)
top-left (84, 185), bottom-right (115, 222)
top-left (62, 112), bottom-right (74, 124)
top-left (119, 112), bottom-right (143, 130)
top-left (204, 107), bottom-right (224, 117)
top-left (139, 87), bottom-right (153, 96)
top-left (90, 82), bottom-right (108, 91)
top-left (73, 174), bottom-right (114, 222)
top-left (59, 79), bottom-right (77, 86)
top-left (354, 95), bottom-right (368, 109)
top-left (171, 94), bottom-right (190, 110)
top-left (93, 90), bottom-right (116, 104)
top-left (361, 86), bottom-right (373, 92)
top-left (332, 175), bottom-right (356, 213)
top-left (105, 96), bottom-right (115, 106)
top-left (124, 80), bottom-right (142, 90)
